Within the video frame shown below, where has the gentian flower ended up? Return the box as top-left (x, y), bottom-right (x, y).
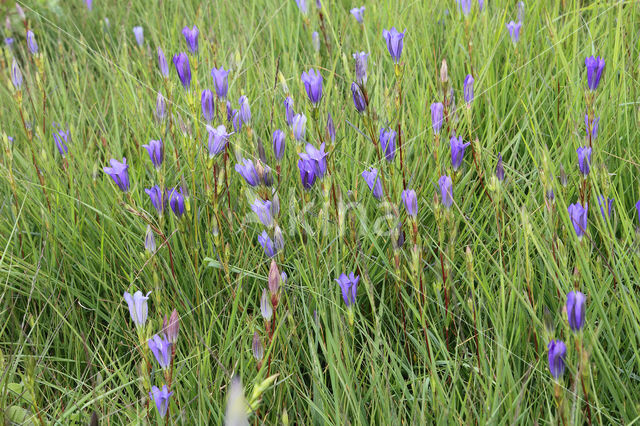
top-left (143, 139), bottom-right (163, 168)
top-left (123, 290), bottom-right (150, 328)
top-left (361, 168), bottom-right (383, 200)
top-left (11, 59), bottom-right (22, 90)
top-left (351, 82), bottom-right (367, 113)
top-left (284, 96), bottom-right (295, 127)
top-left (312, 31), bottom-right (320, 52)
top-left (144, 225), bottom-right (156, 254)
top-left (162, 310), bottom-right (180, 344)
top-left (382, 27), bottom-right (406, 63)
top-left (585, 114), bottom-right (599, 140)
top-left (506, 21), bottom-right (522, 43)
top-left (335, 272), bottom-right (359, 307)
top-left (298, 158), bottom-right (317, 189)
top-left (252, 331), bottom-right (264, 362)
top-left (379, 128), bottom-right (397, 162)
top-left (353, 51), bottom-right (369, 85)
top-left (272, 129), bottom-right (285, 160)
top-left (133, 26), bottom-right (144, 46)
top-left (232, 109), bottom-right (242, 133)
top-left (145, 185), bottom-right (164, 213)
top-left (585, 56), bottom-right (605, 91)
top-left (576, 146), bottom-right (591, 176)
top-left (168, 188), bottom-right (185, 218)
top-left (206, 125), bottom-right (229, 157)
top-left (479, 0), bottom-right (485, 11)
top-left (251, 199), bottom-right (274, 227)
top-left (182, 25), bottom-right (199, 53)
top-left (547, 340), bottom-right (567, 379)
top-left (301, 68), bottom-right (323, 104)
top-left (464, 74), bottom-right (474, 104)
top-left (596, 195), bottom-right (613, 219)
top-left (26, 30), bottom-right (37, 54)
top-left (568, 202), bottom-right (588, 239)
top-left (260, 288), bottom-right (273, 321)
top-left (402, 189), bottom-right (418, 217)
top-left (439, 175), bottom-right (453, 208)
top-left (450, 135), bottom-right (470, 171)
top-left (52, 125), bottom-right (69, 157)
top-left (15, 4), bottom-right (25, 21)
top-left (211, 67), bottom-right (230, 99)
top-left (173, 52), bottom-right (191, 90)
top-left (4, 37), bottom-right (14, 47)
top-left (155, 92), bottom-right (167, 122)
top-left (239, 95), bottom-right (251, 124)
top-left (258, 230), bottom-right (277, 257)
top-left (148, 334), bottom-right (172, 369)
top-left (235, 159), bottom-right (259, 186)
top-left (295, 0), bottom-right (308, 15)
top-left (103, 158), bottom-right (130, 192)
top-left (566, 291), bottom-right (586, 332)
top-left (430, 103), bottom-right (444, 135)
top-left (350, 6), bottom-right (365, 23)
top-left (292, 113), bottom-right (307, 141)
top-left (85, 0), bottom-right (93, 11)
top-left (299, 143), bottom-right (328, 178)
top-left (268, 260), bottom-right (281, 297)
top-left (226, 101), bottom-right (233, 122)
top-left (157, 47), bottom-right (169, 77)
top-left (457, 0), bottom-right (472, 16)
top-left (636, 200), bottom-right (640, 224)
top-left (149, 386), bottom-right (173, 419)
top-left (496, 152), bottom-right (505, 181)
top-left (327, 113), bottom-right (335, 142)
top-left (201, 89), bottom-right (214, 122)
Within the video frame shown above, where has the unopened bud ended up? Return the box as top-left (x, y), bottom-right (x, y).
top-left (162, 309), bottom-right (179, 343)
top-left (440, 59), bottom-right (449, 84)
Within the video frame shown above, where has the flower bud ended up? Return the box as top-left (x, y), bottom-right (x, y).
top-left (162, 309), bottom-right (180, 344)
top-left (440, 59), bottom-right (449, 85)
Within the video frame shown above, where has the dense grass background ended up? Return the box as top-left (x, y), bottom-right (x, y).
top-left (1, 0), bottom-right (639, 424)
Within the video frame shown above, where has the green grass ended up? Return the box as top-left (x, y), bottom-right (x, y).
top-left (1, 0), bottom-right (640, 424)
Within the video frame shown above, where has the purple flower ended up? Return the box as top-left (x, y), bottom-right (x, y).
top-left (585, 56), bottom-right (605, 91)
top-left (464, 74), bottom-right (474, 104)
top-left (295, 0), bottom-right (308, 15)
top-left (312, 31), bottom-right (320, 52)
top-left (439, 175), bottom-right (453, 208)
top-left (301, 68), bottom-right (323, 104)
top-left (596, 195), bottom-right (613, 219)
top-left (148, 334), bottom-right (172, 369)
top-left (284, 96), bottom-right (295, 127)
top-left (52, 125), bottom-right (69, 157)
top-left (479, 0), bottom-right (485, 11)
top-left (182, 25), bottom-right (199, 53)
top-left (636, 200), bottom-right (640, 224)
top-left (155, 92), bottom-right (167, 122)
top-left (450, 135), bottom-right (470, 171)
top-left (198, 89), bottom-right (214, 122)
top-left (379, 127), bottom-right (397, 162)
top-left (149, 386), bottom-right (173, 419)
top-left (123, 290), bottom-right (150, 328)
top-left (362, 168), bottom-right (383, 200)
top-left (145, 185), bottom-right (164, 213)
top-left (15, 4), bottom-right (25, 20)
top-left (336, 272), bottom-right (359, 307)
top-left (251, 199), bottom-right (274, 227)
top-left (235, 159), bottom-right (259, 186)
top-left (585, 114), bottom-right (599, 140)
top-left (143, 139), bottom-right (163, 168)
top-left (26, 30), bottom-right (38, 54)
top-left (145, 225), bottom-right (156, 253)
top-left (299, 143), bottom-right (328, 177)
top-left (566, 291), bottom-right (586, 332)
top-left (11, 59), bottom-right (22, 90)
top-left (430, 102), bottom-right (444, 135)
top-left (298, 158), bottom-right (317, 190)
top-left (252, 330), bottom-right (264, 361)
top-left (568, 202), bottom-right (588, 239)
top-left (402, 189), bottom-right (418, 217)
top-left (496, 152), bottom-right (505, 181)
top-left (168, 188), bottom-right (185, 218)
top-left (353, 51), bottom-right (369, 85)
top-left (258, 230), bottom-right (277, 257)
top-left (351, 82), bottom-right (367, 113)
top-left (506, 21), bottom-right (522, 43)
top-left (576, 146), bottom-right (592, 176)
top-left (4, 37), bottom-right (14, 47)
top-left (260, 288), bottom-right (273, 321)
top-left (206, 125), bottom-right (229, 157)
top-left (547, 340), bottom-right (567, 379)
top-left (232, 109), bottom-right (242, 132)
top-left (173, 52), bottom-right (191, 90)
top-left (226, 100), bottom-right (233, 122)
top-left (457, 0), bottom-right (472, 16)
top-left (350, 6), bottom-right (365, 23)
top-left (272, 129), bottom-right (285, 160)
top-left (211, 67), bottom-right (230, 99)
top-left (133, 26), bottom-right (144, 46)
top-left (85, 0), bottom-right (93, 11)
top-left (382, 27), bottom-right (406, 63)
top-left (292, 113), bottom-right (307, 141)
top-left (239, 95), bottom-right (251, 124)
top-left (327, 113), bottom-right (335, 142)
top-left (163, 310), bottom-right (180, 344)
top-left (157, 48), bottom-right (169, 77)
top-left (103, 158), bottom-right (130, 192)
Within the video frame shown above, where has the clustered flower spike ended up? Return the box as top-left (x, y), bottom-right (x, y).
top-left (104, 158), bottom-right (130, 192)
top-left (382, 27), bottom-right (406, 63)
top-left (123, 290), bottom-right (150, 328)
top-left (547, 340), bottom-right (567, 379)
top-left (182, 25), bottom-right (199, 53)
top-left (566, 291), bottom-right (586, 332)
top-left (301, 68), bottom-right (323, 104)
top-left (336, 272), bottom-right (359, 307)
